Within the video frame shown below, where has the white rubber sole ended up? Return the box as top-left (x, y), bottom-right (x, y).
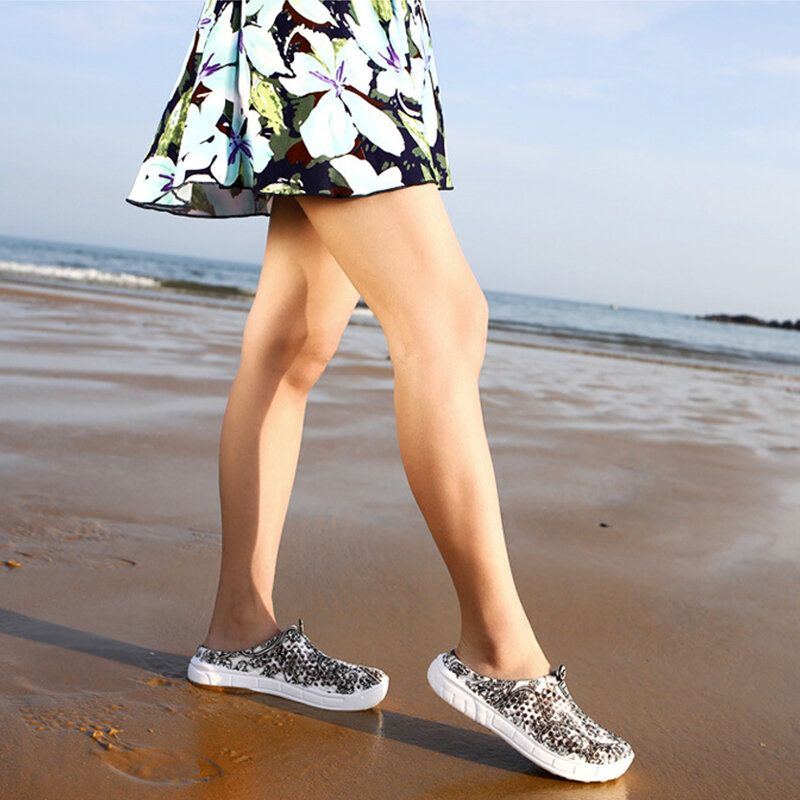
top-left (427, 655), bottom-right (634, 783)
top-left (187, 657), bottom-right (389, 711)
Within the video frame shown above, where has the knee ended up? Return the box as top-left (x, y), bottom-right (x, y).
top-left (282, 331), bottom-right (341, 391)
top-left (459, 286), bottom-right (490, 369)
top-left (469, 286), bottom-right (490, 351)
top-left (240, 316), bottom-right (343, 392)
top-left (390, 282), bottom-right (489, 375)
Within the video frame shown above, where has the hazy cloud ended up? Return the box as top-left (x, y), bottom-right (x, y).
top-left (13, 1), bottom-right (194, 50)
top-left (750, 55), bottom-right (800, 77)
top-left (432, 0), bottom-right (684, 40)
top-left (2, 0), bottom-right (798, 318)
top-left (521, 76), bottom-right (608, 101)
top-left (732, 122), bottom-right (800, 152)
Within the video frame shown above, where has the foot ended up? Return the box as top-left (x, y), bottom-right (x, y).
top-left (188, 619), bottom-right (389, 711)
top-left (427, 650), bottom-right (634, 782)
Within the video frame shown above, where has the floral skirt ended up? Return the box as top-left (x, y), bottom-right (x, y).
top-left (125, 0), bottom-right (454, 218)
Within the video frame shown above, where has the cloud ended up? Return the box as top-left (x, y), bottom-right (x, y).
top-left (521, 76), bottom-right (608, 100)
top-left (10, 1), bottom-right (195, 51)
top-left (444, 131), bottom-right (800, 317)
top-left (750, 55), bottom-right (800, 77)
top-left (731, 122), bottom-right (800, 151)
top-left (722, 54), bottom-right (800, 79)
top-left (431, 0), bottom-right (684, 40)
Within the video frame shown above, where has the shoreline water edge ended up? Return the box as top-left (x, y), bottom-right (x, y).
top-left (1, 234), bottom-right (799, 379)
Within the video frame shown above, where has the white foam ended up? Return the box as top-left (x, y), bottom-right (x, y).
top-left (0, 260), bottom-right (159, 289)
top-left (351, 306), bottom-right (375, 317)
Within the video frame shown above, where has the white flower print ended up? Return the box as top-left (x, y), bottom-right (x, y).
top-left (345, 0), bottom-right (416, 100)
top-left (408, 7), bottom-right (439, 146)
top-left (176, 5), bottom-right (272, 187)
top-left (246, 0), bottom-right (335, 26)
top-left (280, 28), bottom-right (404, 158)
top-left (127, 155), bottom-right (179, 205)
top-left (240, 0), bottom-right (338, 78)
top-left (126, 0), bottom-right (452, 218)
top-left (179, 96), bottom-right (272, 187)
top-left (330, 154), bottom-right (403, 193)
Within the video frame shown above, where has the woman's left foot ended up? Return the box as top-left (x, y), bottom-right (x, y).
top-left (187, 619), bottom-right (388, 711)
top-left (427, 650), bottom-right (634, 782)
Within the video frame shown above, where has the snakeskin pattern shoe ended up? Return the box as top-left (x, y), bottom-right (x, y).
top-left (427, 650), bottom-right (634, 782)
top-left (187, 619), bottom-right (388, 711)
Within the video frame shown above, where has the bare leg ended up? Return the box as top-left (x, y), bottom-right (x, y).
top-left (203, 197), bottom-right (359, 650)
top-left (297, 185), bottom-right (550, 679)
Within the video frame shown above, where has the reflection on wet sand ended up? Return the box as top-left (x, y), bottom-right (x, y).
top-left (1, 282), bottom-right (797, 799)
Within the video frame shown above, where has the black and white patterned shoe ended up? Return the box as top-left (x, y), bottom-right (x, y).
top-left (427, 650), bottom-right (634, 782)
top-left (187, 620), bottom-right (389, 711)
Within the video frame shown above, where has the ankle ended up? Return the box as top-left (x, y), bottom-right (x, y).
top-left (203, 594), bottom-right (280, 650)
top-left (203, 617), bottom-right (281, 651)
top-left (455, 630), bottom-right (551, 681)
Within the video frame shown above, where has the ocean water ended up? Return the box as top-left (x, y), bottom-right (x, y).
top-left (2, 234), bottom-right (799, 376)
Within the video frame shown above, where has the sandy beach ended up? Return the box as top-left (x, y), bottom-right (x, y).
top-left (1, 279), bottom-right (797, 799)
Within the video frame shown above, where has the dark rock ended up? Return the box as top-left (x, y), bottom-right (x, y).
top-left (698, 313), bottom-right (799, 331)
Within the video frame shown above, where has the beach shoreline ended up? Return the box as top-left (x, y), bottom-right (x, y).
top-left (1, 279), bottom-right (797, 799)
top-left (3, 232), bottom-right (800, 378)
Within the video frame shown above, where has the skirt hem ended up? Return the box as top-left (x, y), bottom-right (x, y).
top-left (125, 180), bottom-right (454, 219)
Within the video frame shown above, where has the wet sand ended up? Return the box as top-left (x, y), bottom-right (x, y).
top-left (1, 280), bottom-right (798, 799)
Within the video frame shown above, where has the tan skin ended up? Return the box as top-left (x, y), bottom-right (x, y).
top-left (203, 184), bottom-right (550, 680)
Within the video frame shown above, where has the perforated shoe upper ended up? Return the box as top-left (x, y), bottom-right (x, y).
top-left (442, 650), bottom-right (633, 766)
top-left (194, 620), bottom-right (385, 695)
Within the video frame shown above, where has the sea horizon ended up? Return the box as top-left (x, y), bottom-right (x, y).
top-left (2, 233), bottom-right (799, 378)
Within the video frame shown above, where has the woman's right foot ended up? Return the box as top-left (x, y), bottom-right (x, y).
top-left (427, 650), bottom-right (634, 783)
top-left (187, 619), bottom-right (389, 711)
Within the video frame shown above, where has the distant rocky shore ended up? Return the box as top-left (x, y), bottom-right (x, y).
top-left (699, 313), bottom-right (800, 332)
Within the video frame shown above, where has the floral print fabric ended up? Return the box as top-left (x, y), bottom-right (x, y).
top-left (126, 0), bottom-right (453, 218)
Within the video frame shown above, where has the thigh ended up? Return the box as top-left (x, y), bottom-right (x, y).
top-left (295, 185), bottom-right (484, 347)
top-left (246, 196), bottom-right (360, 346)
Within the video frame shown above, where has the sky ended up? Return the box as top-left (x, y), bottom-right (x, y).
top-left (0, 0), bottom-right (798, 317)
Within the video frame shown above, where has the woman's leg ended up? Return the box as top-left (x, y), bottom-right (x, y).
top-left (297, 184), bottom-right (550, 679)
top-left (203, 197), bottom-right (359, 651)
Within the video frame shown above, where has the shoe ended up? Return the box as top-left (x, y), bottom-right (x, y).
top-left (187, 619), bottom-right (389, 711)
top-left (427, 650), bottom-right (634, 782)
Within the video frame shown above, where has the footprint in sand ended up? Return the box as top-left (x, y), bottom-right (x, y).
top-left (142, 676), bottom-right (176, 687)
top-left (20, 702), bottom-right (221, 786)
top-left (89, 729), bottom-right (222, 785)
top-left (93, 555), bottom-right (138, 569)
